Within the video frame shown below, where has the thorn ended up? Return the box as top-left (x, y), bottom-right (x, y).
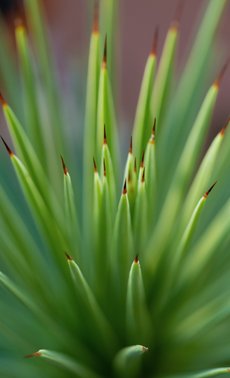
top-left (24, 351), bottom-right (41, 359)
top-left (220, 118), bottom-right (230, 136)
top-left (123, 180), bottom-right (127, 195)
top-left (102, 35), bottom-right (107, 68)
top-left (214, 60), bottom-right (229, 88)
top-left (141, 168), bottom-right (145, 183)
top-left (134, 255), bottom-right (139, 264)
top-left (0, 93), bottom-right (7, 107)
top-left (204, 181), bottom-right (217, 199)
top-left (92, 0), bottom-right (99, 34)
top-left (65, 252), bottom-right (73, 261)
top-left (140, 151), bottom-right (145, 168)
top-left (61, 155), bottom-right (68, 175)
top-left (129, 136), bottom-right (133, 154)
top-left (1, 136), bottom-right (13, 156)
top-left (93, 157), bottom-right (98, 172)
top-left (151, 27), bottom-right (159, 56)
top-left (103, 125), bottom-right (107, 144)
top-left (103, 159), bottom-right (106, 177)
top-left (171, 0), bottom-right (184, 31)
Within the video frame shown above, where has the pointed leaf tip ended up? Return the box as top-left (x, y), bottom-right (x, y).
top-left (25, 351), bottom-right (41, 359)
top-left (0, 93), bottom-right (7, 106)
top-left (65, 252), bottom-right (73, 261)
top-left (220, 118), bottom-right (230, 136)
top-left (1, 136), bottom-right (13, 156)
top-left (204, 181), bottom-right (217, 199)
top-left (171, 0), bottom-right (184, 30)
top-left (123, 180), bottom-right (127, 195)
top-left (93, 0), bottom-right (99, 33)
top-left (214, 60), bottom-right (229, 88)
top-left (93, 157), bottom-right (98, 172)
top-left (61, 156), bottom-right (68, 175)
top-left (140, 151), bottom-right (145, 167)
top-left (134, 255), bottom-right (139, 264)
top-left (141, 168), bottom-right (145, 183)
top-left (151, 27), bottom-right (159, 56)
top-left (103, 35), bottom-right (107, 67)
top-left (129, 136), bottom-right (133, 154)
top-left (134, 158), bottom-right (137, 173)
top-left (103, 159), bottom-right (106, 177)
top-left (103, 125), bottom-right (107, 144)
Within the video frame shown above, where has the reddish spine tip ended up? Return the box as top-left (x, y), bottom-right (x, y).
top-left (214, 60), bottom-right (229, 88)
top-left (61, 155), bottom-right (68, 175)
top-left (0, 93), bottom-right (7, 107)
top-left (140, 151), bottom-right (145, 168)
top-left (204, 181), bottom-right (217, 199)
top-left (92, 0), bottom-right (99, 34)
top-left (65, 252), bottom-right (73, 261)
top-left (93, 157), bottom-right (98, 172)
top-left (103, 125), bottom-right (107, 144)
top-left (134, 255), bottom-right (139, 264)
top-left (123, 180), bottom-right (127, 195)
top-left (129, 136), bottom-right (133, 154)
top-left (1, 136), bottom-right (13, 156)
top-left (25, 351), bottom-right (41, 359)
top-left (151, 27), bottom-right (159, 56)
top-left (102, 35), bottom-right (107, 67)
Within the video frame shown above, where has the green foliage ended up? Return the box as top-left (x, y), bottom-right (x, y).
top-left (0, 1), bottom-right (230, 377)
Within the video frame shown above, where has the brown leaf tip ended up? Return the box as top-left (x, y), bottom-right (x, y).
top-left (103, 125), bottom-right (107, 145)
top-left (65, 252), bottom-right (73, 261)
top-left (214, 60), bottom-right (229, 88)
top-left (220, 118), bottom-right (230, 136)
top-left (142, 346), bottom-right (149, 353)
top-left (204, 181), bottom-right (217, 199)
top-left (129, 136), bottom-right (133, 154)
top-left (150, 118), bottom-right (156, 143)
top-left (134, 255), bottom-right (139, 264)
top-left (25, 351), bottom-right (41, 359)
top-left (61, 155), bottom-right (68, 175)
top-left (141, 168), bottom-right (145, 183)
top-left (102, 35), bottom-right (107, 68)
top-left (140, 151), bottom-right (145, 168)
top-left (123, 180), bottom-right (127, 195)
top-left (134, 158), bottom-right (137, 173)
top-left (15, 18), bottom-right (24, 30)
top-left (103, 159), bottom-right (106, 177)
top-left (171, 0), bottom-right (184, 31)
top-left (0, 93), bottom-right (7, 107)
top-left (92, 0), bottom-right (99, 34)
top-left (1, 136), bottom-right (13, 156)
top-left (93, 157), bottom-right (98, 173)
top-left (151, 27), bottom-right (159, 56)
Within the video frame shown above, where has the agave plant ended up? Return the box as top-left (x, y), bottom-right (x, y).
top-left (0, 0), bottom-right (230, 377)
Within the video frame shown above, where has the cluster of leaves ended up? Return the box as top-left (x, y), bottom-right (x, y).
top-left (0, 1), bottom-right (230, 377)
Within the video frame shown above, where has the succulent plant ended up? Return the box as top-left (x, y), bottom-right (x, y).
top-left (0, 1), bottom-right (230, 377)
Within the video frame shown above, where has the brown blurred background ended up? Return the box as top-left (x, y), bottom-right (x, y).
top-left (1, 0), bottom-right (229, 130)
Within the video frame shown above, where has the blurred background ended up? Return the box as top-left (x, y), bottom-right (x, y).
top-left (0, 0), bottom-right (229, 133)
